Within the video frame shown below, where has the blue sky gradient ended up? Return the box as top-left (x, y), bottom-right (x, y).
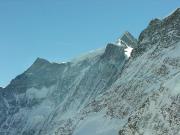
top-left (0, 0), bottom-right (180, 87)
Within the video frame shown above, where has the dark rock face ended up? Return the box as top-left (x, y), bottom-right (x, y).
top-left (120, 31), bottom-right (138, 47)
top-left (132, 8), bottom-right (180, 58)
top-left (102, 43), bottom-right (126, 61)
top-left (116, 8), bottom-right (180, 135)
top-left (115, 31), bottom-right (138, 48)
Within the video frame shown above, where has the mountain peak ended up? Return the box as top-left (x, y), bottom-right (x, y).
top-left (1, 8), bottom-right (180, 135)
top-left (26, 57), bottom-right (51, 73)
top-left (102, 43), bottom-right (126, 60)
top-left (33, 57), bottom-right (50, 65)
top-left (32, 57), bottom-right (51, 67)
top-left (149, 18), bottom-right (162, 26)
top-left (133, 8), bottom-right (180, 57)
top-left (116, 31), bottom-right (138, 47)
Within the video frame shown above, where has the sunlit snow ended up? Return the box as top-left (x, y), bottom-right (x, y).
top-left (124, 46), bottom-right (133, 58)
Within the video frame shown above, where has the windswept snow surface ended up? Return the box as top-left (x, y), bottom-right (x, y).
top-left (71, 48), bottom-right (105, 65)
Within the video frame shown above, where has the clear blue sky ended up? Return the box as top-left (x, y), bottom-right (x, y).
top-left (0, 0), bottom-right (180, 87)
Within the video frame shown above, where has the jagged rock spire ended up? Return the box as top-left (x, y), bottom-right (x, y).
top-left (116, 31), bottom-right (138, 48)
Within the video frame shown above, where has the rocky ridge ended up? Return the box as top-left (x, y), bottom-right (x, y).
top-left (0, 8), bottom-right (180, 135)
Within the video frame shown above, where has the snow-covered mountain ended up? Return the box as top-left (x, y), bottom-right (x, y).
top-left (0, 8), bottom-right (180, 135)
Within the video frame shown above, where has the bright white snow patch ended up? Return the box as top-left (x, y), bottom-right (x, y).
top-left (115, 38), bottom-right (133, 58)
top-left (124, 46), bottom-right (133, 58)
top-left (116, 39), bottom-right (123, 46)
